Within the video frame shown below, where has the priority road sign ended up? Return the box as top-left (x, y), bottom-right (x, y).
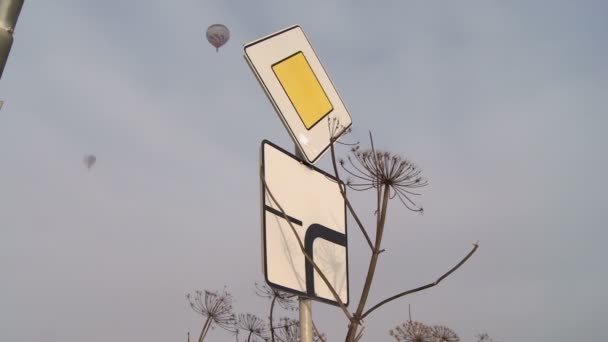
top-left (261, 140), bottom-right (348, 305)
top-left (245, 25), bottom-right (352, 164)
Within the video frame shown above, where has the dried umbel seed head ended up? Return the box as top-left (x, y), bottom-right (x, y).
top-left (431, 325), bottom-right (460, 342)
top-left (186, 288), bottom-right (236, 332)
top-left (254, 282), bottom-right (297, 310)
top-left (274, 318), bottom-right (300, 342)
top-left (342, 145), bottom-right (428, 212)
top-left (328, 117), bottom-right (352, 143)
top-left (237, 314), bottom-right (268, 341)
top-left (389, 321), bottom-right (434, 342)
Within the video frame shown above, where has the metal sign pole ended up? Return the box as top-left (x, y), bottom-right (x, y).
top-left (295, 145), bottom-right (313, 342)
top-left (299, 297), bottom-right (313, 342)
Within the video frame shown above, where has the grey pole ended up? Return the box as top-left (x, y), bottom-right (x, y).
top-left (299, 297), bottom-right (313, 342)
top-left (0, 0), bottom-right (24, 79)
top-left (294, 145), bottom-right (313, 342)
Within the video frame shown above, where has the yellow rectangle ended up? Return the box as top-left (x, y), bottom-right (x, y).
top-left (272, 52), bottom-right (333, 130)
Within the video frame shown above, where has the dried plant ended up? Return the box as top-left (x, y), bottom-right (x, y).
top-left (237, 314), bottom-right (268, 342)
top-left (274, 318), bottom-right (300, 342)
top-left (255, 282), bottom-right (297, 311)
top-left (273, 318), bottom-right (325, 342)
top-left (255, 282), bottom-right (297, 342)
top-left (476, 332), bottom-right (497, 342)
top-left (334, 133), bottom-right (430, 341)
top-left (186, 288), bottom-right (236, 342)
top-left (340, 144), bottom-right (427, 213)
top-left (187, 121), bottom-right (479, 341)
top-left (326, 130), bottom-right (478, 341)
top-left (328, 117), bottom-right (353, 145)
top-left (389, 321), bottom-right (434, 342)
top-left (431, 325), bottom-right (459, 342)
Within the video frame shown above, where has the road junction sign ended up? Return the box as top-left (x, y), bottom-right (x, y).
top-left (260, 140), bottom-right (348, 305)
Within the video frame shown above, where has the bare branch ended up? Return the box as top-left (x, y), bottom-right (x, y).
top-left (269, 296), bottom-right (277, 342)
top-left (329, 140), bottom-right (374, 251)
top-left (312, 321), bottom-right (326, 342)
top-left (361, 243), bottom-right (479, 319)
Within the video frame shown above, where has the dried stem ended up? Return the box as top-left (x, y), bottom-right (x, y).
top-left (269, 296), bottom-right (277, 342)
top-left (329, 141), bottom-right (375, 251)
top-left (361, 243), bottom-right (479, 319)
top-left (312, 321), bottom-right (326, 342)
top-left (345, 184), bottom-right (391, 342)
top-left (198, 316), bottom-right (211, 342)
top-left (187, 288), bottom-right (235, 342)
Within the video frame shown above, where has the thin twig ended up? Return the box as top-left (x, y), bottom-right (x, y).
top-left (269, 296), bottom-right (276, 342)
top-left (361, 243), bottom-right (479, 319)
top-left (329, 141), bottom-right (374, 251)
top-left (354, 326), bottom-right (365, 342)
top-left (198, 316), bottom-right (212, 342)
top-left (272, 320), bottom-right (299, 330)
top-left (312, 320), bottom-right (326, 342)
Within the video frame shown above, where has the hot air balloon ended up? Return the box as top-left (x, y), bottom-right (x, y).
top-left (83, 154), bottom-right (96, 170)
top-left (206, 24), bottom-right (230, 52)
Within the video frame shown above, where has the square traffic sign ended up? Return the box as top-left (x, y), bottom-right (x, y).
top-left (261, 140), bottom-right (349, 305)
top-left (245, 25), bottom-right (352, 164)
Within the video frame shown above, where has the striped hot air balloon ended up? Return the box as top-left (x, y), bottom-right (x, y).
top-left (206, 24), bottom-right (230, 52)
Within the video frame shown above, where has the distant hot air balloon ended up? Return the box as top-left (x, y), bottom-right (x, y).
top-left (83, 154), bottom-right (96, 170)
top-left (206, 24), bottom-right (230, 52)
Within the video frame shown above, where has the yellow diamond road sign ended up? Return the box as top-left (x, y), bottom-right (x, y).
top-left (244, 25), bottom-right (352, 164)
top-left (272, 52), bottom-right (334, 130)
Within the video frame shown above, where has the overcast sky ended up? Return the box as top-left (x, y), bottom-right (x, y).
top-left (1, 1), bottom-right (607, 341)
